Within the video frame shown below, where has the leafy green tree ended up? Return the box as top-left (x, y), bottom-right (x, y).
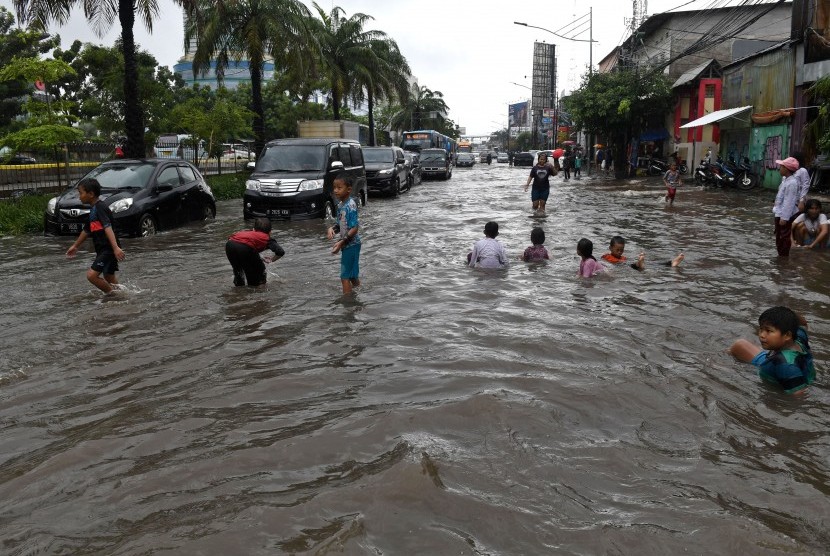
top-left (353, 38), bottom-right (410, 146)
top-left (309, 3), bottom-right (409, 146)
top-left (514, 131), bottom-right (532, 152)
top-left (13, 0), bottom-right (162, 158)
top-left (180, 0), bottom-right (313, 154)
top-left (170, 94), bottom-right (253, 167)
top-left (0, 7), bottom-right (59, 132)
top-left (0, 56), bottom-right (82, 154)
top-left (391, 84), bottom-right (450, 133)
top-left (564, 69), bottom-right (673, 176)
top-left (804, 75), bottom-right (830, 160)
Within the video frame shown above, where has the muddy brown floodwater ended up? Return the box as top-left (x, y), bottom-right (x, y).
top-left (1, 163), bottom-right (830, 554)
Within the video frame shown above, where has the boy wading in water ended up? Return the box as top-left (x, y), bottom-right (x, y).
top-left (327, 175), bottom-right (361, 294)
top-left (66, 178), bottom-right (126, 294)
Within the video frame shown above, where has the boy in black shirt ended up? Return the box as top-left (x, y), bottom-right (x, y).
top-left (66, 178), bottom-right (125, 294)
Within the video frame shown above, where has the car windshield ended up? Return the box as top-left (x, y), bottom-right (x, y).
top-left (257, 145), bottom-right (326, 172)
top-left (363, 149), bottom-right (394, 163)
top-left (421, 152), bottom-right (446, 163)
top-left (86, 163), bottom-right (156, 190)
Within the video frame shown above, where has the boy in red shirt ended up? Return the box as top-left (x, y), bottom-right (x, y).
top-left (225, 218), bottom-right (285, 286)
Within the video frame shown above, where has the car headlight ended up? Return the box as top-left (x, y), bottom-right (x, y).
top-left (110, 198), bottom-right (133, 213)
top-left (378, 169), bottom-right (393, 175)
top-left (298, 179), bottom-right (324, 191)
top-left (245, 179), bottom-right (261, 191)
top-left (46, 197), bottom-right (57, 215)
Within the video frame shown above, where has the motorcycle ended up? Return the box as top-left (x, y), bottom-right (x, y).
top-left (713, 156), bottom-right (736, 187)
top-left (694, 159), bottom-right (717, 185)
top-left (669, 151), bottom-right (688, 174)
top-left (647, 157), bottom-right (668, 176)
top-left (729, 156), bottom-right (758, 190)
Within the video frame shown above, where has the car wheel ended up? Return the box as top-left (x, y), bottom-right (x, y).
top-left (202, 203), bottom-right (216, 220)
top-left (360, 189), bottom-right (367, 207)
top-left (392, 178), bottom-right (400, 197)
top-left (138, 213), bottom-right (158, 237)
top-left (324, 198), bottom-right (336, 218)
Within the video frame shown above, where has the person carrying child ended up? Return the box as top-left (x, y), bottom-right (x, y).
top-left (468, 221), bottom-right (508, 269)
top-left (728, 306), bottom-right (815, 394)
top-left (577, 238), bottom-right (604, 277)
top-left (65, 178), bottom-right (126, 294)
top-left (225, 217), bottom-right (285, 287)
top-left (326, 175), bottom-right (361, 294)
top-left (523, 152), bottom-right (558, 216)
top-left (520, 227), bottom-right (550, 262)
top-left (663, 162), bottom-right (682, 205)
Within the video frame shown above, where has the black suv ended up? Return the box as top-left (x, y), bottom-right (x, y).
top-left (363, 146), bottom-right (407, 196)
top-left (244, 138), bottom-right (367, 219)
top-left (420, 148), bottom-right (453, 180)
top-left (513, 152), bottom-right (535, 167)
top-left (44, 158), bottom-right (216, 237)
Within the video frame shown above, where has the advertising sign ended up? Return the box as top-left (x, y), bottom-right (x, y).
top-left (509, 102), bottom-right (528, 127)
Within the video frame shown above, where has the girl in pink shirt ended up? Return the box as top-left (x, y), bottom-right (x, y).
top-left (577, 238), bottom-right (605, 277)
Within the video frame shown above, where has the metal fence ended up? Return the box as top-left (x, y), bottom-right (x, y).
top-left (0, 141), bottom-right (248, 199)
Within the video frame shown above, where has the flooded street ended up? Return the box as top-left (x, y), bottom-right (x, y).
top-left (2, 162), bottom-right (830, 554)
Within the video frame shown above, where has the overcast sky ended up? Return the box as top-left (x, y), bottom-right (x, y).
top-left (1, 0), bottom-right (776, 136)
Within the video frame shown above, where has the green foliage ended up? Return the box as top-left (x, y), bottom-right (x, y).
top-left (171, 94), bottom-right (254, 159)
top-left (0, 124), bottom-right (83, 150)
top-left (206, 172), bottom-right (247, 200)
top-left (805, 75), bottom-right (830, 159)
top-left (564, 69), bottom-right (674, 140)
top-left (514, 131), bottom-right (533, 152)
top-left (391, 83), bottom-right (451, 132)
top-left (0, 193), bottom-right (49, 235)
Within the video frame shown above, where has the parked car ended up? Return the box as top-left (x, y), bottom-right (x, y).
top-left (404, 151), bottom-right (422, 187)
top-left (420, 148), bottom-right (453, 180)
top-left (154, 133), bottom-right (207, 161)
top-left (221, 143), bottom-right (256, 160)
top-left (456, 152), bottom-right (476, 167)
top-left (243, 138), bottom-right (367, 220)
top-left (513, 152), bottom-right (535, 167)
top-left (44, 158), bottom-right (216, 237)
top-left (2, 154), bottom-right (37, 165)
top-left (497, 152), bottom-right (509, 163)
top-left (363, 146), bottom-right (407, 196)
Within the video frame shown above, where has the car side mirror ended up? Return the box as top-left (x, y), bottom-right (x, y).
top-left (156, 183), bottom-right (174, 192)
top-left (246, 161), bottom-right (256, 171)
top-left (329, 160), bottom-right (344, 171)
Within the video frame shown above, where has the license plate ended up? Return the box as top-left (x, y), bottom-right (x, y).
top-left (61, 222), bottom-right (82, 233)
top-left (267, 209), bottom-right (290, 216)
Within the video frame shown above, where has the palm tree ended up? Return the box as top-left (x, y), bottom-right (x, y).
top-left (180, 0), bottom-right (312, 154)
top-left (352, 36), bottom-right (410, 146)
top-left (13, 0), bottom-right (155, 158)
top-left (308, 3), bottom-right (393, 123)
top-left (391, 84), bottom-right (450, 133)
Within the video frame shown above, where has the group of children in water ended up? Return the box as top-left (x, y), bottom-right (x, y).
top-left (66, 171), bottom-right (814, 396)
top-left (466, 221), bottom-right (683, 275)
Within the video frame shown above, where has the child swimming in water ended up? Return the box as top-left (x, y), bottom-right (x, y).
top-left (521, 227), bottom-right (550, 262)
top-left (577, 238), bottom-right (604, 277)
top-left (468, 221), bottom-right (508, 269)
top-left (600, 235), bottom-right (682, 270)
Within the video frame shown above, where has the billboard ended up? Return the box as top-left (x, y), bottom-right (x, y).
top-left (509, 101), bottom-right (528, 127)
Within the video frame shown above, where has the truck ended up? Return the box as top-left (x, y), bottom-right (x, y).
top-left (297, 120), bottom-right (367, 144)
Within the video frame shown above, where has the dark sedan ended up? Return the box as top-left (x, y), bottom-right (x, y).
top-left (3, 154), bottom-right (37, 165)
top-left (44, 158), bottom-right (216, 237)
top-left (513, 152), bottom-right (535, 167)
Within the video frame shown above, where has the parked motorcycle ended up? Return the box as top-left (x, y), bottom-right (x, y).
top-left (728, 156), bottom-right (758, 190)
top-left (713, 156), bottom-right (736, 187)
top-left (694, 159), bottom-right (716, 184)
top-left (647, 157), bottom-right (669, 176)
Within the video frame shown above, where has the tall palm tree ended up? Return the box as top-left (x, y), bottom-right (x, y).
top-left (391, 84), bottom-right (450, 133)
top-left (352, 36), bottom-right (410, 146)
top-left (13, 0), bottom-right (156, 158)
top-left (180, 0), bottom-right (312, 154)
top-left (308, 3), bottom-right (391, 122)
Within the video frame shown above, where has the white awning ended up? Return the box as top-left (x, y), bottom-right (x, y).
top-left (679, 106), bottom-right (752, 129)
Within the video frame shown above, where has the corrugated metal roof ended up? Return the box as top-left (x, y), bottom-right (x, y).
top-left (672, 59), bottom-right (720, 88)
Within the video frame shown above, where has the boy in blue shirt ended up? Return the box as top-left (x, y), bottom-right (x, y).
top-left (326, 175), bottom-right (361, 294)
top-left (729, 306), bottom-right (815, 394)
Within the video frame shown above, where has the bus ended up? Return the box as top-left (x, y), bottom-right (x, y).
top-left (401, 130), bottom-right (457, 160)
top-left (458, 139), bottom-right (472, 153)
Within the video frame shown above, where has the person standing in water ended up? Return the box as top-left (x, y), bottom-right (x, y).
top-left (523, 152), bottom-right (559, 216)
